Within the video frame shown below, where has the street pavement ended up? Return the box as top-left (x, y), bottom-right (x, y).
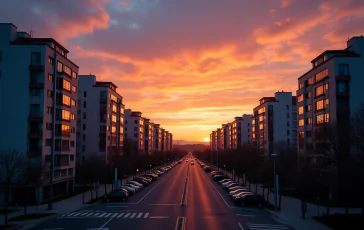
top-left (30, 161), bottom-right (295, 230)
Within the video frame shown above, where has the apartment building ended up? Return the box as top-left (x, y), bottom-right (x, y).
top-left (154, 124), bottom-right (162, 151)
top-left (165, 131), bottom-right (170, 151)
top-left (144, 119), bottom-right (154, 154)
top-left (216, 128), bottom-right (222, 150)
top-left (0, 23), bottom-right (78, 201)
top-left (252, 92), bottom-right (297, 156)
top-left (210, 131), bottom-right (217, 151)
top-left (218, 128), bottom-right (224, 150)
top-left (223, 123), bottom-right (231, 150)
top-left (230, 115), bottom-right (252, 149)
top-left (124, 109), bottom-right (145, 154)
top-left (77, 75), bottom-right (124, 163)
top-left (297, 36), bottom-right (364, 160)
top-left (169, 133), bottom-right (173, 151)
top-left (161, 129), bottom-right (166, 151)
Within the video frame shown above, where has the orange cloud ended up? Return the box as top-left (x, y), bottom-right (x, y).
top-left (281, 0), bottom-right (293, 8)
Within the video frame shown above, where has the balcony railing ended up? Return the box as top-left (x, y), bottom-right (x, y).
top-left (28, 130), bottom-right (43, 138)
top-left (29, 82), bottom-right (44, 88)
top-left (29, 65), bottom-right (45, 71)
top-left (29, 113), bottom-right (43, 121)
top-left (335, 74), bottom-right (351, 81)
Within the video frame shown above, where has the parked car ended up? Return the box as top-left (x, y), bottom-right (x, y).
top-left (234, 194), bottom-right (265, 207)
top-left (104, 190), bottom-right (129, 202)
top-left (120, 186), bottom-right (136, 195)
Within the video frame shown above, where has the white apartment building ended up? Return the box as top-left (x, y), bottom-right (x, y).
top-left (210, 131), bottom-right (217, 151)
top-left (230, 115), bottom-right (252, 149)
top-left (297, 36), bottom-right (364, 160)
top-left (154, 124), bottom-right (162, 151)
top-left (77, 75), bottom-right (124, 163)
top-left (144, 119), bottom-right (154, 154)
top-left (0, 23), bottom-right (78, 201)
top-left (252, 92), bottom-right (297, 156)
top-left (124, 109), bottom-right (145, 154)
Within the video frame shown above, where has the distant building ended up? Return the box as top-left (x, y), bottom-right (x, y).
top-left (77, 75), bottom-right (124, 163)
top-left (210, 131), bottom-right (217, 151)
top-left (154, 124), bottom-right (162, 151)
top-left (252, 91), bottom-right (297, 156)
top-left (223, 123), bottom-right (231, 150)
top-left (297, 36), bottom-right (364, 161)
top-left (0, 23), bottom-right (78, 200)
top-left (230, 114), bottom-right (252, 149)
top-left (144, 119), bottom-right (154, 154)
top-left (124, 109), bottom-right (145, 154)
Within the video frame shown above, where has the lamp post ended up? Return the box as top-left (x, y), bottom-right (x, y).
top-left (149, 164), bottom-right (152, 173)
top-left (137, 169), bottom-right (139, 177)
top-left (271, 153), bottom-right (278, 211)
top-left (224, 164), bottom-right (226, 176)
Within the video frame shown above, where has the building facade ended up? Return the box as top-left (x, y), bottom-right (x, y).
top-left (77, 75), bottom-right (124, 163)
top-left (210, 131), bottom-right (217, 151)
top-left (154, 124), bottom-right (162, 151)
top-left (252, 92), bottom-right (297, 156)
top-left (223, 124), bottom-right (231, 150)
top-left (297, 36), bottom-right (364, 160)
top-left (0, 23), bottom-right (78, 201)
top-left (124, 109), bottom-right (145, 154)
top-left (230, 115), bottom-right (252, 149)
top-left (144, 119), bottom-right (154, 154)
top-left (169, 133), bottom-right (173, 151)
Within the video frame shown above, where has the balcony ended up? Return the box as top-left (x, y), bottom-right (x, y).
top-left (28, 130), bottom-right (43, 138)
top-left (99, 130), bottom-right (106, 136)
top-left (336, 92), bottom-right (349, 97)
top-left (100, 98), bottom-right (108, 103)
top-left (29, 82), bottom-right (44, 89)
top-left (29, 113), bottom-right (43, 121)
top-left (335, 74), bottom-right (351, 81)
top-left (100, 108), bottom-right (107, 113)
top-left (29, 65), bottom-right (45, 71)
top-left (58, 70), bottom-right (72, 79)
top-left (55, 132), bottom-right (71, 137)
top-left (55, 147), bottom-right (70, 152)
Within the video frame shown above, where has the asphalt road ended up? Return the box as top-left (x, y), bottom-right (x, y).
top-left (32, 160), bottom-right (295, 230)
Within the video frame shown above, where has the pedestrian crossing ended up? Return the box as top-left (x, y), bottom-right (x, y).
top-left (247, 223), bottom-right (289, 230)
top-left (59, 212), bottom-right (150, 219)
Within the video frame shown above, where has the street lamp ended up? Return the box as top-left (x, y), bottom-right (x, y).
top-left (224, 164), bottom-right (226, 176)
top-left (271, 153), bottom-right (278, 211)
top-left (137, 169), bottom-right (139, 177)
top-left (149, 164), bottom-right (152, 173)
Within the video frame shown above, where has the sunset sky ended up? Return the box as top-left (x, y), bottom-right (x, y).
top-left (1, 0), bottom-right (364, 142)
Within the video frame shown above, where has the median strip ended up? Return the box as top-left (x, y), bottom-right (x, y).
top-left (180, 164), bottom-right (190, 206)
top-left (175, 217), bottom-right (186, 230)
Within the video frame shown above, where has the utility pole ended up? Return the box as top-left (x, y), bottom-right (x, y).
top-left (48, 51), bottom-right (57, 210)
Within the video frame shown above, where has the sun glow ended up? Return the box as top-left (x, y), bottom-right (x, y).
top-left (204, 138), bottom-right (209, 142)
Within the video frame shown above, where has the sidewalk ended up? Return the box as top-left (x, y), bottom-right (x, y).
top-left (0, 175), bottom-right (137, 228)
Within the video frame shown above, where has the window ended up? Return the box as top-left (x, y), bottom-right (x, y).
top-left (72, 71), bottom-right (77, 79)
top-left (63, 65), bottom-right (72, 76)
top-left (83, 124), bottom-right (86, 130)
top-left (112, 126), bottom-right (117, 133)
top-left (337, 81), bottom-right (348, 93)
top-left (297, 94), bottom-right (304, 102)
top-left (298, 106), bottom-right (304, 114)
top-left (315, 99), bottom-right (329, 110)
top-left (112, 115), bottom-right (117, 123)
top-left (68, 168), bottom-right (74, 176)
top-left (31, 52), bottom-right (41, 65)
top-left (258, 107), bottom-right (265, 114)
top-left (100, 91), bottom-right (108, 100)
top-left (46, 107), bottom-right (52, 114)
top-left (306, 117), bottom-right (312, 124)
top-left (55, 124), bottom-right (70, 135)
top-left (316, 113), bottom-right (329, 124)
top-left (72, 85), bottom-right (77, 93)
top-left (71, 100), bottom-right (76, 107)
top-left (47, 90), bottom-right (53, 98)
top-left (299, 82), bottom-right (304, 89)
top-left (57, 61), bottom-right (63, 72)
top-left (315, 69), bottom-right (328, 82)
top-left (259, 124), bottom-right (264, 130)
top-left (46, 123), bottom-right (52, 130)
top-left (30, 89), bottom-right (41, 97)
top-left (57, 93), bottom-right (71, 106)
top-left (339, 64), bottom-right (349, 75)
top-left (112, 105), bottom-right (117, 113)
top-left (308, 77), bottom-right (314, 85)
top-left (109, 93), bottom-right (117, 102)
top-left (48, 74), bottom-right (53, 82)
top-left (57, 78), bottom-right (71, 91)
top-left (46, 139), bottom-right (51, 146)
top-left (306, 104), bottom-right (312, 112)
top-left (48, 57), bottom-right (53, 65)
top-left (299, 119), bottom-right (304, 126)
top-left (83, 101), bottom-right (87, 108)
top-left (84, 91), bottom-right (87, 97)
top-left (315, 84), bottom-right (329, 96)
top-left (71, 127), bottom-right (75, 133)
top-left (306, 92), bottom-right (311, 98)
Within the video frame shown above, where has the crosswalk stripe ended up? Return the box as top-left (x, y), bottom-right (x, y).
top-left (79, 213), bottom-right (88, 216)
top-left (98, 213), bottom-right (107, 217)
top-left (144, 213), bottom-right (149, 218)
top-left (136, 213), bottom-right (143, 218)
top-left (111, 213), bottom-right (119, 218)
top-left (116, 213), bottom-right (124, 218)
top-left (87, 213), bottom-right (94, 216)
top-left (104, 213), bottom-right (113, 218)
top-left (123, 213), bottom-right (131, 218)
top-left (68, 212), bottom-right (78, 216)
top-left (130, 213), bottom-right (137, 218)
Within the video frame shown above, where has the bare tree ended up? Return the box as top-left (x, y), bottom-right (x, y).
top-left (0, 149), bottom-right (26, 226)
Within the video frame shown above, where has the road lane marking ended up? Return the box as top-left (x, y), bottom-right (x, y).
top-left (130, 213), bottom-right (137, 218)
top-left (110, 213), bottom-right (119, 218)
top-left (98, 217), bottom-right (114, 229)
top-left (238, 222), bottom-right (245, 230)
top-left (136, 182), bottom-right (161, 204)
top-left (98, 213), bottom-right (107, 217)
top-left (144, 213), bottom-right (149, 218)
top-left (67, 212), bottom-right (78, 216)
top-left (149, 216), bottom-right (169, 219)
top-left (175, 216), bottom-right (186, 230)
top-left (123, 213), bottom-right (131, 218)
top-left (116, 213), bottom-right (124, 218)
top-left (104, 213), bottom-right (113, 218)
top-left (136, 213), bottom-right (143, 218)
top-left (207, 179), bottom-right (231, 208)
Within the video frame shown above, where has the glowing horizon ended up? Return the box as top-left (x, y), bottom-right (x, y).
top-left (2, 0), bottom-right (364, 141)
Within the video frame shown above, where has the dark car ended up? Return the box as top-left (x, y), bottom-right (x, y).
top-left (218, 179), bottom-right (232, 185)
top-left (104, 190), bottom-right (129, 202)
top-left (223, 183), bottom-right (243, 190)
top-left (229, 188), bottom-right (251, 196)
top-left (234, 194), bottom-right (265, 207)
top-left (228, 186), bottom-right (248, 192)
top-left (213, 175), bottom-right (229, 181)
top-left (120, 186), bottom-right (136, 194)
top-left (204, 166), bottom-right (212, 172)
top-left (134, 177), bottom-right (150, 185)
top-left (144, 174), bottom-right (158, 181)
